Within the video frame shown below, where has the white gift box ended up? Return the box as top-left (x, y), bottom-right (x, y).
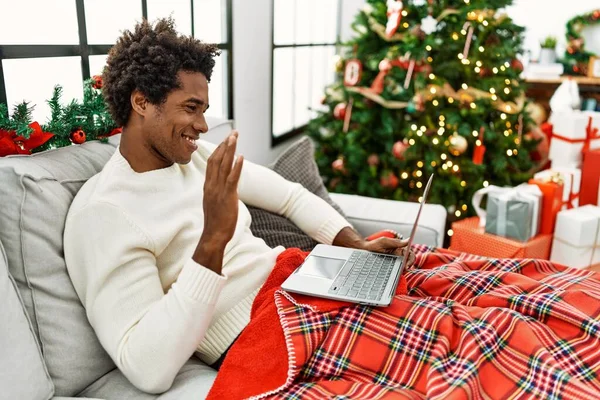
top-left (534, 167), bottom-right (581, 209)
top-left (549, 111), bottom-right (600, 167)
top-left (550, 205), bottom-right (600, 269)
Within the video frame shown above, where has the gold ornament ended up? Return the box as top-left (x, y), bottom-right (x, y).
top-left (449, 134), bottom-right (468, 155)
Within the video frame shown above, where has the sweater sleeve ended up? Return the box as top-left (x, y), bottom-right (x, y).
top-left (64, 202), bottom-right (226, 394)
top-left (237, 159), bottom-right (352, 244)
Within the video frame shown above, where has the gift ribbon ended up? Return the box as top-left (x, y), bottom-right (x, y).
top-left (550, 116), bottom-right (600, 154)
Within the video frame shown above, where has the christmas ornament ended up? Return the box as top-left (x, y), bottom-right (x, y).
top-left (392, 140), bottom-right (408, 159)
top-left (525, 102), bottom-right (547, 126)
top-left (329, 177), bottom-right (341, 190)
top-left (403, 59), bottom-right (416, 89)
top-left (473, 140), bottom-right (486, 165)
top-left (318, 126), bottom-right (334, 138)
top-left (342, 98), bottom-right (354, 133)
top-left (333, 103), bottom-right (347, 120)
top-left (525, 127), bottom-right (550, 163)
top-left (333, 55), bottom-right (344, 72)
top-left (0, 122), bottom-right (54, 157)
top-left (479, 67), bottom-right (492, 77)
top-left (385, 0), bottom-right (404, 38)
top-left (420, 15), bottom-right (438, 35)
top-left (449, 134), bottom-right (468, 156)
top-left (332, 158), bottom-right (346, 174)
top-left (70, 128), bottom-right (86, 145)
top-left (380, 171), bottom-right (399, 189)
top-left (462, 22), bottom-right (475, 59)
top-left (343, 59), bottom-right (363, 87)
top-left (511, 59), bottom-right (524, 73)
top-left (92, 75), bottom-right (103, 89)
top-left (367, 154), bottom-right (380, 166)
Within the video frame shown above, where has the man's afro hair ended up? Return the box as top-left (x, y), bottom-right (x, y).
top-left (102, 17), bottom-right (220, 126)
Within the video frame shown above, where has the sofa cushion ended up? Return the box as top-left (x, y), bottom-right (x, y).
top-left (248, 136), bottom-right (347, 251)
top-left (78, 357), bottom-right (217, 400)
top-left (0, 138), bottom-right (120, 396)
top-left (0, 239), bottom-right (54, 400)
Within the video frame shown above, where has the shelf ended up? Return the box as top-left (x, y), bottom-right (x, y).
top-left (525, 76), bottom-right (600, 85)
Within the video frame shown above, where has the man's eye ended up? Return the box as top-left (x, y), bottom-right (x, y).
top-left (186, 105), bottom-right (197, 112)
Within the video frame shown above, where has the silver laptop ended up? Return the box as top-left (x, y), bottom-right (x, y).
top-left (282, 174), bottom-right (434, 307)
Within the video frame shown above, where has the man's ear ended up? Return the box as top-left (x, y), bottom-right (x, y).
top-left (130, 90), bottom-right (148, 117)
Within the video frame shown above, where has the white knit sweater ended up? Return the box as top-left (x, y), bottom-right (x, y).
top-left (63, 140), bottom-right (351, 393)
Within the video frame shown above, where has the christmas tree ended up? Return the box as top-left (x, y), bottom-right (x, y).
top-left (0, 76), bottom-right (120, 156)
top-left (307, 0), bottom-right (540, 228)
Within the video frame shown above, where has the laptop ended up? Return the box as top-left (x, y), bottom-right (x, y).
top-left (282, 174), bottom-right (433, 307)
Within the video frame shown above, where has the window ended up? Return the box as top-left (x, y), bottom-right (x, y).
top-left (0, 0), bottom-right (232, 123)
top-left (271, 0), bottom-right (341, 146)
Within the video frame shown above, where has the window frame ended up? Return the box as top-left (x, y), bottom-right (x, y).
top-left (270, 0), bottom-right (343, 147)
top-left (0, 0), bottom-right (233, 120)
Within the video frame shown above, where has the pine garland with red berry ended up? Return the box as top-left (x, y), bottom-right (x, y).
top-left (0, 76), bottom-right (121, 156)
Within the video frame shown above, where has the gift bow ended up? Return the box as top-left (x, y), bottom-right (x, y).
top-left (0, 122), bottom-right (54, 157)
top-left (472, 184), bottom-right (542, 237)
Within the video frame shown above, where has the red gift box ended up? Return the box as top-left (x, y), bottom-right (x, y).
top-left (528, 177), bottom-right (564, 234)
top-left (580, 149), bottom-right (600, 206)
top-left (450, 217), bottom-right (553, 259)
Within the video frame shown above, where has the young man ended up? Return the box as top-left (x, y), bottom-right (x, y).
top-left (63, 18), bottom-right (410, 394)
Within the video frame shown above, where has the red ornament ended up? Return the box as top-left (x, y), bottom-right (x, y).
top-left (332, 158), bottom-right (346, 174)
top-left (479, 67), bottom-right (491, 78)
top-left (392, 140), bottom-right (408, 160)
top-left (472, 142), bottom-right (486, 165)
top-left (511, 59), bottom-right (524, 73)
top-left (92, 75), bottom-right (103, 89)
top-left (343, 59), bottom-right (363, 87)
top-left (367, 154), bottom-right (380, 166)
top-left (593, 10), bottom-right (600, 19)
top-left (70, 128), bottom-right (86, 145)
top-left (380, 171), bottom-right (399, 189)
top-left (333, 103), bottom-right (347, 120)
top-left (385, 0), bottom-right (404, 38)
top-left (0, 122), bottom-right (54, 157)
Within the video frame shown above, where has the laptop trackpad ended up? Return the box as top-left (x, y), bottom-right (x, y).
top-left (299, 256), bottom-right (345, 280)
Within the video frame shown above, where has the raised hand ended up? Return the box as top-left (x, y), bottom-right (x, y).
top-left (194, 131), bottom-right (244, 274)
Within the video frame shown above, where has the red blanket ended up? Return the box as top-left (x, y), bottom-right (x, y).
top-left (208, 246), bottom-right (600, 399)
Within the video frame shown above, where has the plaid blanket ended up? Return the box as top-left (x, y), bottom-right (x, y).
top-left (208, 246), bottom-right (600, 399)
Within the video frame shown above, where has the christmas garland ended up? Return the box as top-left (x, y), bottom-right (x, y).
top-left (0, 76), bottom-right (121, 157)
top-left (562, 9), bottom-right (600, 76)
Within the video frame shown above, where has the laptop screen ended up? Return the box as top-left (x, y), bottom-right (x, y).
top-left (401, 174), bottom-right (434, 266)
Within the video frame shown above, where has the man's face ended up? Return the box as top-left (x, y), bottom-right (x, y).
top-left (143, 71), bottom-right (210, 165)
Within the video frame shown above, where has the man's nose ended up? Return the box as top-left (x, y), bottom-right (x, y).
top-left (193, 116), bottom-right (208, 134)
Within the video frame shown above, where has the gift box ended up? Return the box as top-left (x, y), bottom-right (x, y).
top-left (580, 149), bottom-right (600, 206)
top-left (529, 175), bottom-right (564, 234)
top-left (450, 217), bottom-right (553, 259)
top-left (549, 111), bottom-right (600, 167)
top-left (550, 205), bottom-right (600, 269)
top-left (472, 184), bottom-right (542, 242)
top-left (534, 166), bottom-right (581, 209)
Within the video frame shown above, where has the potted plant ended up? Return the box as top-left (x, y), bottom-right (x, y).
top-left (539, 36), bottom-right (558, 65)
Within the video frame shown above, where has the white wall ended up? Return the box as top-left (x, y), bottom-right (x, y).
top-left (506, 1), bottom-right (600, 60)
top-left (230, 0), bottom-right (283, 166)
top-left (231, 0), bottom-right (366, 166)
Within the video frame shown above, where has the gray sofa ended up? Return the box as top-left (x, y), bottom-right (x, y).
top-left (0, 118), bottom-right (447, 399)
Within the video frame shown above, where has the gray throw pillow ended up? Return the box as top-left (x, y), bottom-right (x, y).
top-left (247, 136), bottom-right (346, 251)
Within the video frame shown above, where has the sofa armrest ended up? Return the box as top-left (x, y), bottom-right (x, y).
top-left (330, 193), bottom-right (447, 248)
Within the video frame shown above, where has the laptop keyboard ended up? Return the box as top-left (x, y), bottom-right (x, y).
top-left (328, 251), bottom-right (398, 302)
